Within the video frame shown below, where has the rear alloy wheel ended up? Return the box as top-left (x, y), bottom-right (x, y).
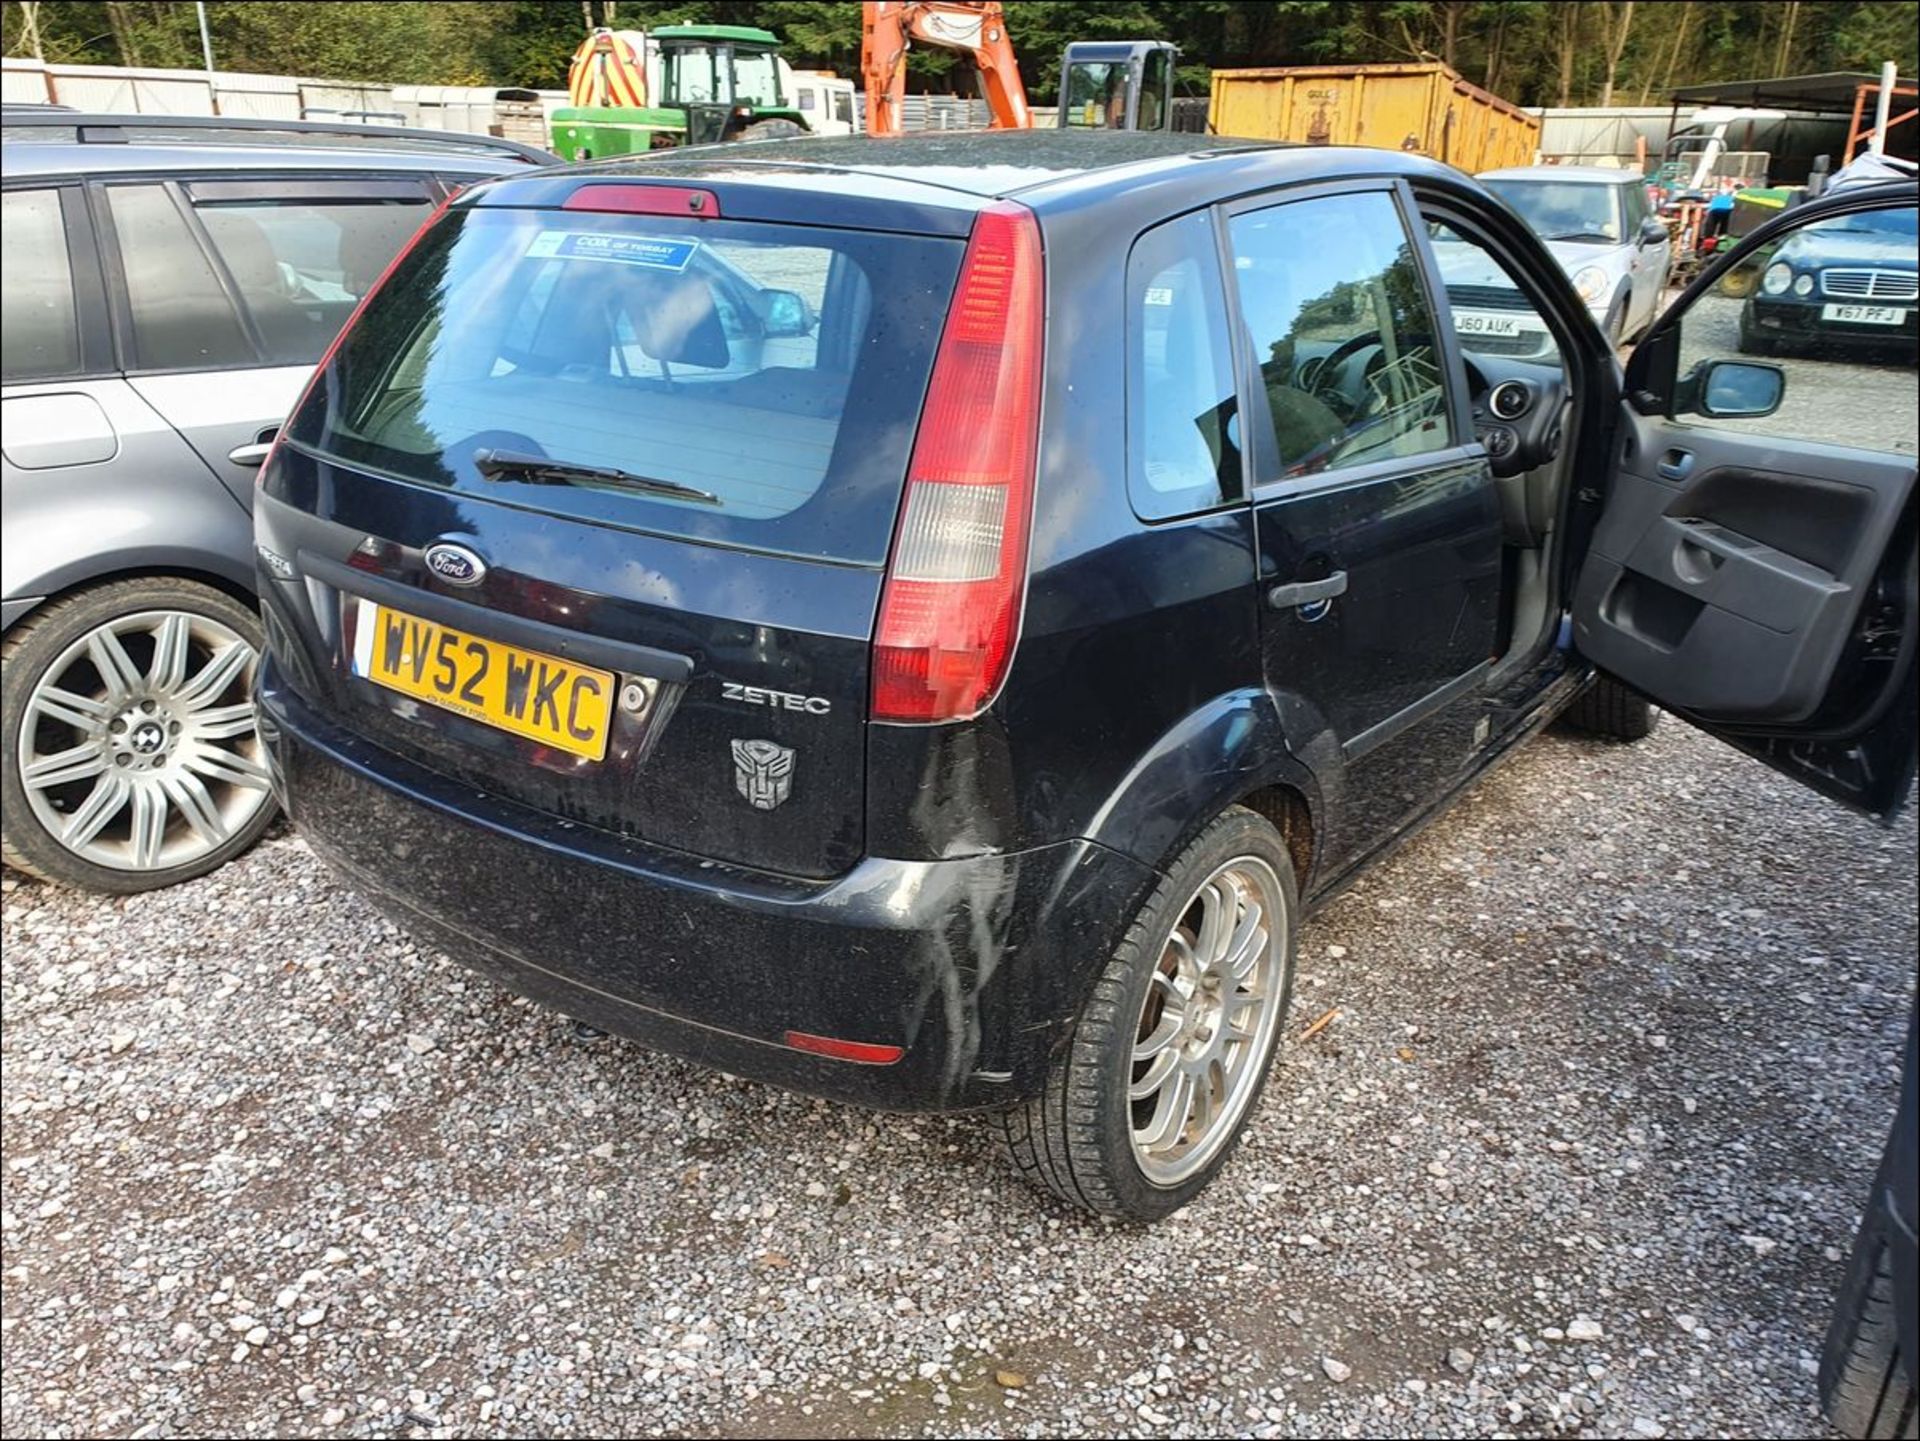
top-left (1127, 855), bottom-right (1290, 1186)
top-left (994, 807), bottom-right (1297, 1219)
top-left (2, 579), bottom-right (275, 893)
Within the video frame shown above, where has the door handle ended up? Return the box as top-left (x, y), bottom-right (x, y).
top-left (1657, 448), bottom-right (1694, 482)
top-left (227, 442), bottom-right (274, 467)
top-left (1268, 571), bottom-right (1349, 610)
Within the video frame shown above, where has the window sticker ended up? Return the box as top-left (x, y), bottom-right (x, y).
top-left (525, 231), bottom-right (697, 271)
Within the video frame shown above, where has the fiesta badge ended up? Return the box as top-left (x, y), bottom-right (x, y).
top-left (423, 542), bottom-right (487, 587)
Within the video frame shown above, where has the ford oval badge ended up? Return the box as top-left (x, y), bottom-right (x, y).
top-left (424, 542), bottom-right (486, 587)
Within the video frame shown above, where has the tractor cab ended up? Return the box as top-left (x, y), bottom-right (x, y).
top-left (551, 23), bottom-right (808, 160)
top-left (1055, 40), bottom-right (1179, 131)
top-left (653, 25), bottom-right (807, 145)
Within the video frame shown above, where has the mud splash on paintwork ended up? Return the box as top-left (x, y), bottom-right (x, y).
top-left (903, 725), bottom-right (1023, 1099)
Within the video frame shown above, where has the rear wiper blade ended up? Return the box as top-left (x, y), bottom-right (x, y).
top-left (472, 448), bottom-right (720, 506)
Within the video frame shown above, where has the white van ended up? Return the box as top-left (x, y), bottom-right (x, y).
top-left (789, 70), bottom-right (857, 136)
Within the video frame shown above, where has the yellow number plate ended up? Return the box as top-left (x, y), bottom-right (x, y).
top-left (349, 598), bottom-right (615, 761)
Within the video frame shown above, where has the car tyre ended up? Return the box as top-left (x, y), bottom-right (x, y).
top-left (1, 578), bottom-right (276, 894)
top-left (1820, 1136), bottom-right (1917, 1440)
top-left (992, 806), bottom-right (1298, 1220)
top-left (1562, 674), bottom-right (1659, 742)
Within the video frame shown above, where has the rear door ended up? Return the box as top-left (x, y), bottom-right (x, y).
top-left (93, 174), bottom-right (439, 506)
top-left (1223, 182), bottom-right (1504, 869)
top-left (2, 182), bottom-right (236, 600)
top-left (1574, 181), bottom-right (1918, 818)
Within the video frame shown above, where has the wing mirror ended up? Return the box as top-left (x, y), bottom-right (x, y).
top-left (1678, 358), bottom-right (1785, 419)
top-left (1638, 217), bottom-right (1669, 246)
top-left (755, 287), bottom-right (815, 338)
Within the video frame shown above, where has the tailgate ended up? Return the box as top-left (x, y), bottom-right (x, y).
top-left (259, 196), bottom-right (964, 878)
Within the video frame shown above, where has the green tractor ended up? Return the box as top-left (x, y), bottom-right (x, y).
top-left (552, 25), bottom-right (811, 160)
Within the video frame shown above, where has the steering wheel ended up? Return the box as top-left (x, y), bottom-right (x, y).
top-left (1307, 330), bottom-right (1384, 420)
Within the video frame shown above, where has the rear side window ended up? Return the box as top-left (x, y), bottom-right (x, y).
top-left (286, 206), bottom-right (963, 564)
top-left (104, 184), bottom-right (252, 372)
top-left (1228, 189), bottom-right (1451, 479)
top-left (195, 199), bottom-right (431, 366)
top-left (1, 189), bottom-right (80, 381)
top-left (1127, 210), bottom-right (1242, 519)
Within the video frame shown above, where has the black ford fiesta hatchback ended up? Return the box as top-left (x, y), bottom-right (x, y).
top-left (256, 132), bottom-right (1916, 1220)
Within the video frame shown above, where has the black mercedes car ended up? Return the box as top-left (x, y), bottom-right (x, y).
top-left (1740, 204), bottom-right (1919, 357)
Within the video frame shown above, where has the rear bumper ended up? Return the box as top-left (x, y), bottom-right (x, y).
top-left (258, 664), bottom-right (1156, 1112)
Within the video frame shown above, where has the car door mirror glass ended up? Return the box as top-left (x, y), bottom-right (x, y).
top-left (756, 287), bottom-right (814, 337)
top-left (1681, 359), bottom-right (1784, 418)
top-left (1639, 217), bottom-right (1669, 246)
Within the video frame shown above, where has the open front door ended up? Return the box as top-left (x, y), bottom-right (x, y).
top-left (1573, 177), bottom-right (1918, 820)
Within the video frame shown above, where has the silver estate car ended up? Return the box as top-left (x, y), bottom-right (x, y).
top-left (1, 113), bottom-right (549, 892)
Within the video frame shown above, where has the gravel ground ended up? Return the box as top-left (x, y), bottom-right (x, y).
top-left (3, 720), bottom-right (1914, 1440)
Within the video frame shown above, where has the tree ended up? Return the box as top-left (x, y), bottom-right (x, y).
top-left (1593, 0), bottom-right (1633, 107)
top-left (1554, 1), bottom-right (1579, 107)
top-left (3, 1), bottom-right (1917, 108)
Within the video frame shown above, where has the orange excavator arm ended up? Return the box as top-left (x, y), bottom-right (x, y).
top-left (861, 1), bottom-right (1031, 138)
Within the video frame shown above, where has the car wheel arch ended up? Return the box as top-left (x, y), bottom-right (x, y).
top-left (4, 559), bottom-right (257, 636)
top-left (1236, 780), bottom-right (1318, 895)
top-left (1083, 686), bottom-right (1326, 892)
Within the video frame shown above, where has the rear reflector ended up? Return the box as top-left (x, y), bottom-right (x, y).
top-left (563, 184), bottom-right (722, 217)
top-left (784, 1031), bottom-right (906, 1066)
top-left (871, 201), bottom-right (1043, 723)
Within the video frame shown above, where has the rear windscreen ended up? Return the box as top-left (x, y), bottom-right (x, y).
top-left (284, 205), bottom-right (964, 564)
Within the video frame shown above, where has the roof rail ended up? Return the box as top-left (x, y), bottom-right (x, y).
top-left (0, 110), bottom-right (555, 165)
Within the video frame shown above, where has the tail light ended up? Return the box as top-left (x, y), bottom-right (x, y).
top-left (258, 193), bottom-right (454, 485)
top-left (871, 201), bottom-right (1044, 723)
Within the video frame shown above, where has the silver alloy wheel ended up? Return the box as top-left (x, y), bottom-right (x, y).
top-left (1128, 855), bottom-right (1287, 1186)
top-left (17, 609), bottom-right (270, 873)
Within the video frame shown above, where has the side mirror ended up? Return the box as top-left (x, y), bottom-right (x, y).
top-left (756, 287), bottom-right (814, 338)
top-left (1679, 358), bottom-right (1785, 419)
top-left (1638, 217), bottom-right (1669, 246)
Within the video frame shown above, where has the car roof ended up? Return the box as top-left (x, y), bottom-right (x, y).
top-left (1478, 165), bottom-right (1640, 184)
top-left (477, 129), bottom-right (1475, 227)
top-left (0, 113), bottom-right (549, 181)
top-left (569, 130), bottom-right (1272, 198)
